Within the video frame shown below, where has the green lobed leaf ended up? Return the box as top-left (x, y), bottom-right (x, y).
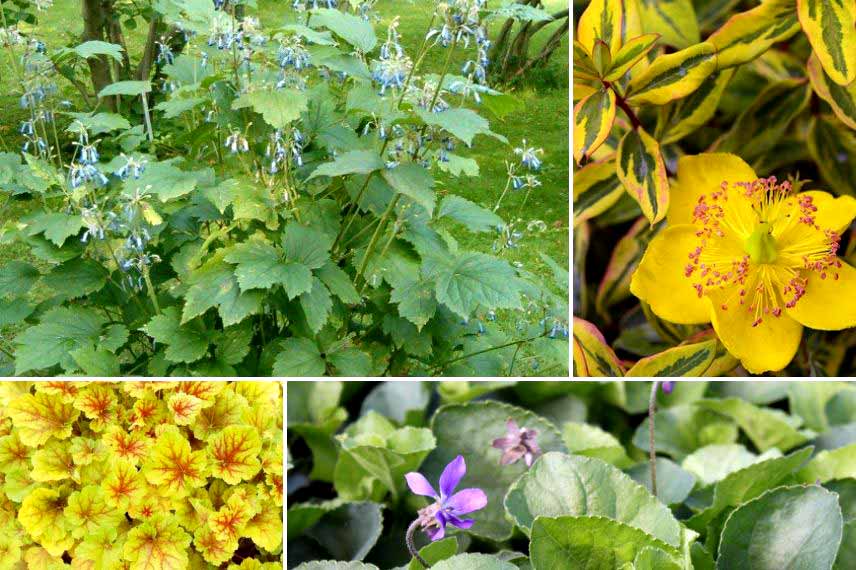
top-left (308, 150), bottom-right (384, 180)
top-left (0, 261), bottom-right (40, 298)
top-left (142, 307), bottom-right (210, 364)
top-left (438, 195), bottom-right (504, 234)
top-left (231, 89), bottom-right (308, 129)
top-left (381, 164), bottom-right (435, 216)
top-left (309, 8), bottom-right (377, 52)
top-left (72, 40), bottom-right (124, 62)
top-left (416, 108), bottom-right (503, 147)
top-left (274, 337), bottom-right (325, 377)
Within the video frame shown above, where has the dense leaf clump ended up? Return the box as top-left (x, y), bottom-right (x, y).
top-left (0, 381), bottom-right (283, 568)
top-left (287, 381), bottom-right (856, 569)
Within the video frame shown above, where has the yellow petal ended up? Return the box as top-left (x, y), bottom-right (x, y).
top-left (787, 260), bottom-right (856, 331)
top-left (705, 289), bottom-right (802, 374)
top-left (630, 225), bottom-right (711, 324)
top-left (668, 153), bottom-right (757, 227)
top-left (799, 191), bottom-right (856, 233)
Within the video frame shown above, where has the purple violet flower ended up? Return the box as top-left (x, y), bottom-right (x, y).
top-left (492, 419), bottom-right (541, 467)
top-left (661, 381), bottom-right (676, 394)
top-left (404, 455), bottom-right (487, 541)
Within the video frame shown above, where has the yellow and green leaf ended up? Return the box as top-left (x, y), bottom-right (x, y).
top-left (244, 506), bottom-right (283, 552)
top-left (7, 392), bottom-right (80, 447)
top-left (73, 384), bottom-right (118, 432)
top-left (626, 339), bottom-right (717, 376)
top-left (102, 425), bottom-right (151, 465)
top-left (64, 485), bottom-right (124, 538)
top-left (573, 317), bottom-right (624, 377)
top-left (683, 329), bottom-right (740, 376)
top-left (716, 78), bottom-right (811, 160)
top-left (616, 127), bottom-right (670, 224)
top-left (708, 0), bottom-right (800, 70)
top-left (627, 42), bottom-right (717, 105)
top-left (808, 115), bottom-right (856, 195)
top-left (168, 392), bottom-right (205, 426)
top-left (75, 526), bottom-right (126, 570)
top-left (798, 0), bottom-right (856, 85)
top-left (194, 524), bottom-right (238, 566)
top-left (142, 429), bottom-right (208, 496)
top-left (208, 494), bottom-right (255, 542)
top-left (595, 217), bottom-right (664, 318)
top-left (660, 68), bottom-right (734, 144)
top-left (573, 88), bottom-right (617, 164)
top-left (31, 440), bottom-right (75, 482)
top-left (18, 487), bottom-right (74, 555)
top-left (102, 458), bottom-right (147, 511)
top-left (573, 160), bottom-right (625, 227)
top-left (207, 425), bottom-right (262, 485)
top-left (123, 514), bottom-right (192, 570)
top-left (808, 53), bottom-right (856, 130)
top-left (605, 33), bottom-right (660, 81)
top-left (577, 0), bottom-right (624, 55)
top-left (637, 0), bottom-right (699, 49)
top-left (0, 431), bottom-right (32, 471)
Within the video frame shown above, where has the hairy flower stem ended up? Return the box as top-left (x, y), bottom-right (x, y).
top-left (406, 519), bottom-right (430, 568)
top-left (649, 381), bottom-right (658, 498)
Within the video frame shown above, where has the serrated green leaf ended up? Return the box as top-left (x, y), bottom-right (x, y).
top-left (308, 150), bottom-right (384, 180)
top-left (182, 252), bottom-right (263, 326)
top-left (73, 40), bottom-right (124, 62)
top-left (423, 251), bottom-right (522, 319)
top-left (273, 337), bottom-right (325, 376)
top-left (41, 259), bottom-right (107, 300)
top-left (300, 277), bottom-right (333, 333)
top-left (26, 212), bottom-right (83, 247)
top-left (381, 164), bottom-right (435, 216)
top-left (224, 239), bottom-right (312, 298)
top-left (231, 89), bottom-right (308, 129)
top-left (0, 261), bottom-right (40, 298)
top-left (142, 306), bottom-right (210, 364)
top-left (14, 306), bottom-right (109, 374)
top-left (438, 195), bottom-right (504, 233)
top-left (97, 80), bottom-right (151, 98)
top-left (416, 108), bottom-right (502, 146)
top-left (309, 8), bottom-right (377, 52)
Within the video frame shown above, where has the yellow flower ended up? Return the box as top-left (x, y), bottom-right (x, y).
top-left (631, 153), bottom-right (856, 374)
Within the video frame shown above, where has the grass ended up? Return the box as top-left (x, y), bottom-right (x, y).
top-left (0, 0), bottom-right (568, 374)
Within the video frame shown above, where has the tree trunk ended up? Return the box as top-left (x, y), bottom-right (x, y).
top-left (81, 0), bottom-right (115, 109)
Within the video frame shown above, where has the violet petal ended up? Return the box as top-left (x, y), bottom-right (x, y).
top-left (446, 488), bottom-right (488, 515)
top-left (446, 514), bottom-right (475, 529)
top-left (439, 455), bottom-right (466, 498)
top-left (405, 472), bottom-right (438, 498)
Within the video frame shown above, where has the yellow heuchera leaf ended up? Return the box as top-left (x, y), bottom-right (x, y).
top-left (18, 487), bottom-right (73, 556)
top-left (142, 429), bottom-right (208, 496)
top-left (129, 486), bottom-right (176, 520)
top-left (193, 524), bottom-right (238, 566)
top-left (228, 560), bottom-right (281, 570)
top-left (174, 493), bottom-right (213, 533)
top-left (208, 494), bottom-right (254, 542)
top-left (0, 533), bottom-right (22, 570)
top-left (192, 391), bottom-right (249, 441)
top-left (167, 393), bottom-right (205, 426)
top-left (208, 426), bottom-right (262, 485)
top-left (130, 395), bottom-right (169, 429)
top-left (64, 485), bottom-right (124, 539)
top-left (34, 381), bottom-right (84, 403)
top-left (31, 439), bottom-right (76, 482)
top-left (7, 392), bottom-right (80, 447)
top-left (74, 525), bottom-right (127, 570)
top-left (173, 381), bottom-right (224, 406)
top-left (266, 472), bottom-right (283, 507)
top-left (102, 425), bottom-right (152, 465)
top-left (24, 546), bottom-right (64, 568)
top-left (0, 431), bottom-right (32, 471)
top-left (70, 436), bottom-right (108, 465)
top-left (103, 459), bottom-right (147, 511)
top-left (244, 506), bottom-right (282, 552)
top-left (73, 384), bottom-right (118, 432)
top-left (123, 515), bottom-right (191, 570)
top-left (260, 436), bottom-right (283, 477)
top-left (122, 381), bottom-right (179, 399)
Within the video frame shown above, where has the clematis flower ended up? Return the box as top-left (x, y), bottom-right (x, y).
top-left (491, 419), bottom-right (541, 467)
top-left (631, 153), bottom-right (856, 374)
top-left (404, 455), bottom-right (487, 541)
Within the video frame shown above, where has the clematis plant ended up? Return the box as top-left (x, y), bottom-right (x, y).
top-left (491, 419), bottom-right (541, 467)
top-left (631, 153), bottom-right (856, 374)
top-left (404, 455), bottom-right (487, 566)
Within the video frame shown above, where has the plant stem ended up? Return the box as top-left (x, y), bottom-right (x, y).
top-left (434, 331), bottom-right (549, 371)
top-left (406, 519), bottom-right (429, 568)
top-left (607, 82), bottom-right (642, 130)
top-left (648, 381), bottom-right (659, 498)
top-left (354, 194), bottom-right (400, 289)
top-left (141, 265), bottom-right (161, 315)
top-left (141, 92), bottom-right (154, 143)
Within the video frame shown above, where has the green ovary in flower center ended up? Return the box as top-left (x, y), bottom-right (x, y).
top-left (744, 222), bottom-right (777, 264)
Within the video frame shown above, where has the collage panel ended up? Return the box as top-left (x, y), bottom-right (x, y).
top-left (0, 0), bottom-right (569, 380)
top-left (0, 380), bottom-right (283, 568)
top-left (286, 380), bottom-right (856, 569)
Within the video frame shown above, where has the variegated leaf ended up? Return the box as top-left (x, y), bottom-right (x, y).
top-left (573, 318), bottom-right (624, 377)
top-left (626, 339), bottom-right (717, 376)
top-left (682, 329), bottom-right (739, 376)
top-left (595, 217), bottom-right (663, 317)
top-left (807, 115), bottom-right (856, 195)
top-left (574, 161), bottom-right (625, 227)
top-left (708, 0), bottom-right (800, 70)
top-left (573, 88), bottom-right (617, 163)
top-left (627, 42), bottom-right (718, 105)
top-left (577, 0), bottom-right (624, 55)
top-left (807, 53), bottom-right (856, 130)
top-left (798, 0), bottom-right (856, 85)
top-left (574, 41), bottom-right (600, 82)
top-left (637, 0), bottom-right (699, 49)
top-left (617, 127), bottom-right (670, 224)
top-left (716, 79), bottom-right (811, 160)
top-left (660, 68), bottom-right (734, 144)
top-left (605, 33), bottom-right (660, 81)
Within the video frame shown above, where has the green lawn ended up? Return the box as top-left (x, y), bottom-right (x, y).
top-left (0, 0), bottom-right (569, 374)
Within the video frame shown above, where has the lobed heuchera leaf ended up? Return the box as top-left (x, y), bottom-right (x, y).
top-left (17, 487), bottom-right (74, 556)
top-left (142, 429), bottom-right (208, 496)
top-left (168, 392), bottom-right (206, 426)
top-left (63, 485), bottom-right (124, 538)
top-left (208, 493), bottom-right (256, 542)
top-left (73, 384), bottom-right (118, 431)
top-left (30, 439), bottom-right (75, 482)
top-left (102, 458), bottom-right (147, 511)
top-left (123, 514), bottom-right (192, 570)
top-left (102, 425), bottom-right (151, 465)
top-left (207, 425), bottom-right (263, 484)
top-left (8, 392), bottom-right (80, 447)
top-left (194, 524), bottom-right (239, 566)
top-left (0, 431), bottom-right (32, 471)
